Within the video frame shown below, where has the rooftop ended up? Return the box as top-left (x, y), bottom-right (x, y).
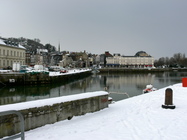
top-left (0, 38), bottom-right (25, 49)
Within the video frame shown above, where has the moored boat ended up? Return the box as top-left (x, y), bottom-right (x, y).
top-left (143, 84), bottom-right (157, 93)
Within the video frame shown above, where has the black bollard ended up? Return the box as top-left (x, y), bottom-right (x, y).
top-left (162, 88), bottom-right (176, 109)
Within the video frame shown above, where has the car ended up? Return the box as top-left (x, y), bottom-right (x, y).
top-left (60, 69), bottom-right (67, 73)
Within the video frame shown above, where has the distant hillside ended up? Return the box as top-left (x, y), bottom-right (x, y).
top-left (7, 37), bottom-right (56, 54)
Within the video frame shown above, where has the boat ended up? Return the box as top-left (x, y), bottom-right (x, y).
top-left (143, 84), bottom-right (157, 93)
top-left (91, 66), bottom-right (100, 74)
top-left (108, 97), bottom-right (113, 104)
top-left (92, 69), bottom-right (100, 74)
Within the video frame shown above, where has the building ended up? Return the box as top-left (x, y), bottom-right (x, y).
top-left (34, 49), bottom-right (49, 66)
top-left (59, 54), bottom-right (73, 67)
top-left (68, 51), bottom-right (89, 68)
top-left (106, 51), bottom-right (154, 68)
top-left (99, 51), bottom-right (113, 67)
top-left (50, 52), bottom-right (63, 66)
top-left (25, 51), bottom-right (31, 66)
top-left (0, 38), bottom-right (26, 69)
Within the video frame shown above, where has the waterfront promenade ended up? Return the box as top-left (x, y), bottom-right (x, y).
top-left (2, 83), bottom-right (187, 140)
top-left (99, 67), bottom-right (187, 73)
top-left (0, 69), bottom-right (92, 86)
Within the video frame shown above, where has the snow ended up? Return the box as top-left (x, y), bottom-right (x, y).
top-left (0, 39), bottom-right (6, 45)
top-left (2, 83), bottom-right (186, 140)
top-left (0, 70), bottom-right (12, 72)
top-left (0, 38), bottom-right (25, 49)
top-left (0, 68), bottom-right (91, 74)
top-left (18, 44), bottom-right (26, 49)
top-left (49, 68), bottom-right (91, 76)
top-left (0, 91), bottom-right (108, 112)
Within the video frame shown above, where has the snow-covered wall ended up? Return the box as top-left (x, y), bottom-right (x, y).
top-left (0, 91), bottom-right (109, 138)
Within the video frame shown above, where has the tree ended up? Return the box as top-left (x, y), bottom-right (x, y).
top-left (44, 44), bottom-right (56, 53)
top-left (33, 38), bottom-right (40, 43)
top-left (155, 53), bottom-right (187, 68)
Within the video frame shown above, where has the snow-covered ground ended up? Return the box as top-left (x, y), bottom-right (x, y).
top-left (0, 68), bottom-right (91, 76)
top-left (0, 70), bottom-right (12, 73)
top-left (2, 83), bottom-right (186, 140)
top-left (0, 91), bottom-right (108, 112)
top-left (49, 68), bottom-right (91, 76)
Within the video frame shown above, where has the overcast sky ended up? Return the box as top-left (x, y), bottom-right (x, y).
top-left (1, 0), bottom-right (187, 59)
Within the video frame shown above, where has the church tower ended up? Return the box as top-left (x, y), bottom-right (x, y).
top-left (58, 42), bottom-right (60, 52)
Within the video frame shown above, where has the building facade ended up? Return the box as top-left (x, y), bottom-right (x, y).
top-left (0, 38), bottom-right (26, 69)
top-left (106, 51), bottom-right (154, 68)
top-left (59, 54), bottom-right (73, 67)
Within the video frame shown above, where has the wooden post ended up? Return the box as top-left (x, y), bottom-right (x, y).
top-left (162, 88), bottom-right (175, 109)
top-left (104, 86), bottom-right (109, 92)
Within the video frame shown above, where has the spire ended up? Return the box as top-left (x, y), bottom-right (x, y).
top-left (58, 42), bottom-right (60, 52)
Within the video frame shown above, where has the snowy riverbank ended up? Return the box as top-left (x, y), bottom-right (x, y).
top-left (49, 68), bottom-right (91, 76)
top-left (0, 68), bottom-right (92, 86)
top-left (4, 83), bottom-right (185, 140)
top-left (0, 68), bottom-right (91, 75)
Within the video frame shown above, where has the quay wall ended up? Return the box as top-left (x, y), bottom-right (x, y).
top-left (0, 70), bottom-right (92, 86)
top-left (0, 91), bottom-right (109, 138)
top-left (99, 68), bottom-right (187, 73)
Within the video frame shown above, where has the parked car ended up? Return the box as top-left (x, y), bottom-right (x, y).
top-left (60, 69), bottom-right (67, 73)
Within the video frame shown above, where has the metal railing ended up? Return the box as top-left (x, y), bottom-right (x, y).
top-left (0, 110), bottom-right (25, 140)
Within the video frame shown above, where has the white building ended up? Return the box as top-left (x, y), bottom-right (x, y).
top-left (0, 38), bottom-right (26, 69)
top-left (106, 51), bottom-right (154, 68)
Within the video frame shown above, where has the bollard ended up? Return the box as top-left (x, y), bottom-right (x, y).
top-left (104, 86), bottom-right (109, 92)
top-left (162, 88), bottom-right (175, 109)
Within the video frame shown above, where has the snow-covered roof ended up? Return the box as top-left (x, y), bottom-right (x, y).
top-left (18, 44), bottom-right (26, 49)
top-left (0, 38), bottom-right (6, 45)
top-left (0, 38), bottom-right (26, 50)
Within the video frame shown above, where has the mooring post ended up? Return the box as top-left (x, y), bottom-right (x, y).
top-left (162, 88), bottom-right (175, 109)
top-left (104, 86), bottom-right (109, 92)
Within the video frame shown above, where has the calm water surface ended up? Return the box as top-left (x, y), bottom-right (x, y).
top-left (0, 71), bottom-right (187, 105)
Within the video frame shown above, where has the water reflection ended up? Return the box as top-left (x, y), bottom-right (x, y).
top-left (0, 71), bottom-right (187, 105)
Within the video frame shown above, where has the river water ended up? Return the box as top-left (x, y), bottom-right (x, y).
top-left (0, 71), bottom-right (187, 105)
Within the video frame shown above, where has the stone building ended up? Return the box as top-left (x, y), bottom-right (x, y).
top-left (0, 38), bottom-right (26, 69)
top-left (59, 54), bottom-right (73, 67)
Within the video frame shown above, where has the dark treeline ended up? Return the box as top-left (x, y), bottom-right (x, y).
top-left (8, 37), bottom-right (56, 54)
top-left (154, 53), bottom-right (187, 68)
